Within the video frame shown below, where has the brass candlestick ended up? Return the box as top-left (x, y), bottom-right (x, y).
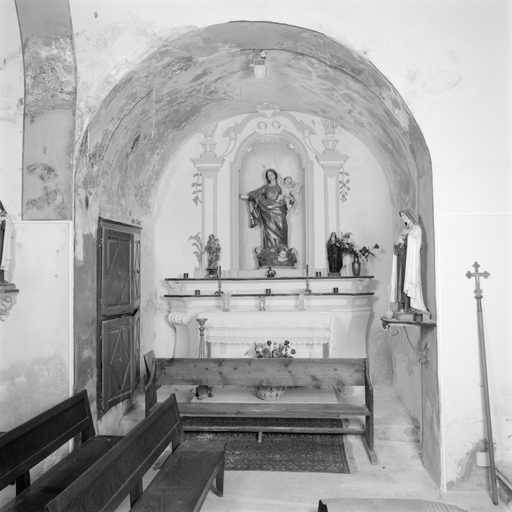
top-left (196, 317), bottom-right (208, 358)
top-left (214, 265), bottom-right (222, 296)
top-left (305, 264), bottom-right (312, 294)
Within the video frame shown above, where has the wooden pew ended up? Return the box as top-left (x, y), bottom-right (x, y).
top-left (0, 390), bottom-right (122, 512)
top-left (44, 393), bottom-right (226, 512)
top-left (144, 354), bottom-right (377, 464)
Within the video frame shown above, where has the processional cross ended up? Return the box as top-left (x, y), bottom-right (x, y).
top-left (466, 261), bottom-right (498, 505)
top-left (465, 261), bottom-right (490, 299)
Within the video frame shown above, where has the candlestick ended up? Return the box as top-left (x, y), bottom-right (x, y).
top-left (196, 318), bottom-right (208, 358)
top-left (215, 265), bottom-right (222, 295)
top-left (305, 263), bottom-right (312, 293)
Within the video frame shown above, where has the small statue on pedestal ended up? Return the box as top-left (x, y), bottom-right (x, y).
top-left (0, 201), bottom-right (14, 285)
top-left (326, 232), bottom-right (342, 275)
top-left (203, 234), bottom-right (220, 277)
top-left (0, 200), bottom-right (19, 322)
top-left (390, 208), bottom-right (428, 321)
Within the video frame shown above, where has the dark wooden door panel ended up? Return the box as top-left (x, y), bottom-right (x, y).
top-left (131, 309), bottom-right (141, 394)
top-left (98, 219), bottom-right (142, 416)
top-left (133, 231), bottom-right (141, 310)
top-left (101, 316), bottom-right (132, 412)
top-left (101, 228), bottom-right (133, 317)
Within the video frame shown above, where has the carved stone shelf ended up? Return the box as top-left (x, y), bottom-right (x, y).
top-left (380, 317), bottom-right (437, 330)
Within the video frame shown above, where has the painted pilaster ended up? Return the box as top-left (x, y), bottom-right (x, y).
top-left (191, 123), bottom-right (224, 270)
top-left (15, 0), bottom-right (76, 220)
top-left (315, 120), bottom-right (348, 243)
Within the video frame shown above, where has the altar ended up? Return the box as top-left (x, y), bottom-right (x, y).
top-left (198, 310), bottom-right (334, 358)
top-left (165, 275), bottom-right (373, 359)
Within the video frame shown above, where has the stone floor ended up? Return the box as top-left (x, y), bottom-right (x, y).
top-left (0, 386), bottom-right (509, 511)
top-left (120, 385), bottom-right (508, 512)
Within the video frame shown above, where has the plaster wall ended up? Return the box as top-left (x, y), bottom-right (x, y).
top-left (0, 221), bottom-right (71, 430)
top-left (438, 214), bottom-right (512, 488)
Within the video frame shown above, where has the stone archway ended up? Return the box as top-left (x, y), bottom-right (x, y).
top-left (74, 21), bottom-right (439, 482)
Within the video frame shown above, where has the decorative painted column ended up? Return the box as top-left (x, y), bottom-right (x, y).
top-left (16, 0), bottom-right (76, 220)
top-left (191, 124), bottom-right (225, 270)
top-left (315, 119), bottom-right (348, 240)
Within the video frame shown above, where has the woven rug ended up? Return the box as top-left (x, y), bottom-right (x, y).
top-left (184, 417), bottom-right (350, 473)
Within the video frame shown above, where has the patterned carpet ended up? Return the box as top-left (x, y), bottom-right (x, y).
top-left (184, 418), bottom-right (350, 473)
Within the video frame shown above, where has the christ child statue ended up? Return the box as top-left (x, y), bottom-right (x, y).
top-left (277, 176), bottom-right (299, 211)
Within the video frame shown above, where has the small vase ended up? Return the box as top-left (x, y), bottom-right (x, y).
top-left (255, 385), bottom-right (287, 401)
top-left (352, 255), bottom-right (361, 277)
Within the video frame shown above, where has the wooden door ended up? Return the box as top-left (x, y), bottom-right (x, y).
top-left (101, 316), bottom-right (132, 411)
top-left (101, 228), bottom-right (133, 317)
top-left (98, 219), bottom-right (142, 415)
top-left (133, 230), bottom-right (141, 310)
top-left (131, 309), bottom-right (140, 394)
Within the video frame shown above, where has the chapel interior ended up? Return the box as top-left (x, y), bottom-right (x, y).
top-left (1, 2), bottom-right (511, 512)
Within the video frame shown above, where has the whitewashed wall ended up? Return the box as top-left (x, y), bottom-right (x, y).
top-left (0, 222), bottom-right (71, 429)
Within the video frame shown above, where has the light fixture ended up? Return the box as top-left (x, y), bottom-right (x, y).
top-left (253, 50), bottom-right (266, 79)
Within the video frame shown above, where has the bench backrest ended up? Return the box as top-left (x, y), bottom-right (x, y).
top-left (155, 357), bottom-right (367, 387)
top-left (45, 393), bottom-right (184, 512)
top-left (0, 390), bottom-right (95, 492)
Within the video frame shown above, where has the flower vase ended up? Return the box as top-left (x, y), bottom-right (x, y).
top-left (255, 385), bottom-right (287, 401)
top-left (351, 255), bottom-right (361, 277)
top-left (385, 284), bottom-right (394, 319)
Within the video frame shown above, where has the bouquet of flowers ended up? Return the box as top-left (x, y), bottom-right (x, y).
top-left (339, 232), bottom-right (357, 255)
top-left (357, 244), bottom-right (380, 261)
top-left (249, 339), bottom-right (296, 358)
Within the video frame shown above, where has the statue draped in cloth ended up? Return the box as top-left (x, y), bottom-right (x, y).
top-left (390, 208), bottom-right (427, 313)
top-left (240, 168), bottom-right (297, 268)
top-left (326, 232), bottom-right (342, 274)
top-left (0, 201), bottom-right (14, 285)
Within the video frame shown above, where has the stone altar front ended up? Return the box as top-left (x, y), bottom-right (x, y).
top-left (165, 276), bottom-right (373, 358)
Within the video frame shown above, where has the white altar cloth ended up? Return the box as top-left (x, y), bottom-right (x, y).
top-left (198, 311), bottom-right (336, 357)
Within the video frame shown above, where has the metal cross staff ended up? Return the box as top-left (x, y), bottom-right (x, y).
top-left (466, 262), bottom-right (498, 505)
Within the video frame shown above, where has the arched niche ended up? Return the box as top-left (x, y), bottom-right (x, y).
top-left (74, 20), bottom-right (439, 483)
top-left (230, 129), bottom-right (314, 275)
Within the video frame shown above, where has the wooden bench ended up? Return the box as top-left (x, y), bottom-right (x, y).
top-left (0, 390), bottom-right (122, 512)
top-left (144, 354), bottom-right (377, 464)
top-left (44, 393), bottom-right (226, 512)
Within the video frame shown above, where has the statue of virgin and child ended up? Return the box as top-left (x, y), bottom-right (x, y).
top-left (240, 168), bottom-right (298, 268)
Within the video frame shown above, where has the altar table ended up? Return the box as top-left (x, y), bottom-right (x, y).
top-left (165, 276), bottom-right (373, 358)
top-left (198, 311), bottom-right (336, 358)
